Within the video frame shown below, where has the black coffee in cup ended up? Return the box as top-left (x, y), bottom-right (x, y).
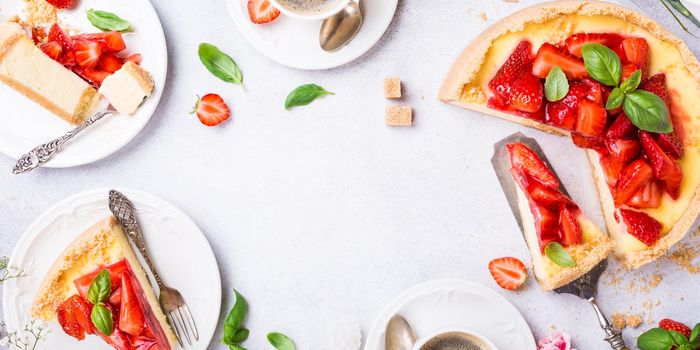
top-left (419, 332), bottom-right (491, 350)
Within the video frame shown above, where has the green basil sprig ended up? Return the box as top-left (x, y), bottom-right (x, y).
top-left (267, 332), bottom-right (296, 350)
top-left (544, 242), bottom-right (576, 267)
top-left (285, 84), bottom-right (334, 110)
top-left (198, 43), bottom-right (245, 90)
top-left (581, 43), bottom-right (671, 133)
top-left (638, 324), bottom-right (700, 350)
top-left (88, 270), bottom-right (113, 336)
top-left (544, 66), bottom-right (569, 102)
top-left (223, 289), bottom-right (249, 349)
top-left (87, 9), bottom-right (131, 32)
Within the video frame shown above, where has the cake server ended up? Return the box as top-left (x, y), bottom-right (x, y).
top-left (490, 132), bottom-right (628, 350)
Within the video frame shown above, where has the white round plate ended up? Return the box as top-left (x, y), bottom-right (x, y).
top-left (365, 279), bottom-right (536, 350)
top-left (0, 0), bottom-right (167, 168)
top-left (226, 0), bottom-right (398, 70)
top-left (2, 188), bottom-right (221, 350)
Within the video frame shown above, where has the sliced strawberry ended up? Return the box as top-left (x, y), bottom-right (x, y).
top-left (119, 272), bottom-right (145, 336)
top-left (659, 319), bottom-right (692, 339)
top-left (656, 132), bottom-right (683, 159)
top-left (32, 26), bottom-right (47, 44)
top-left (575, 100), bottom-right (607, 137)
top-left (529, 181), bottom-right (572, 209)
top-left (46, 0), bottom-right (77, 9)
top-left (39, 41), bottom-right (63, 60)
top-left (606, 114), bottom-right (637, 140)
top-left (56, 295), bottom-right (94, 340)
top-left (508, 72), bottom-right (543, 113)
top-left (606, 138), bottom-right (641, 163)
top-left (74, 40), bottom-right (103, 69)
top-left (621, 63), bottom-right (639, 81)
top-left (545, 96), bottom-right (577, 130)
top-left (564, 33), bottom-right (624, 57)
top-left (125, 53), bottom-right (142, 65)
top-left (532, 43), bottom-right (588, 79)
top-left (47, 24), bottom-right (73, 52)
top-left (108, 287), bottom-right (122, 308)
top-left (74, 260), bottom-right (129, 299)
top-left (614, 159), bottom-right (653, 207)
top-left (626, 181), bottom-right (662, 209)
top-left (77, 69), bottom-right (110, 87)
top-left (248, 0), bottom-right (281, 24)
top-left (571, 132), bottom-right (606, 151)
top-left (619, 208), bottom-right (662, 246)
top-left (573, 78), bottom-right (603, 104)
top-left (74, 32), bottom-right (126, 53)
top-left (621, 38), bottom-right (650, 77)
top-left (191, 94), bottom-right (231, 126)
top-left (60, 51), bottom-right (76, 67)
top-left (507, 143), bottom-right (559, 189)
top-left (99, 54), bottom-right (124, 74)
top-left (532, 203), bottom-right (560, 251)
top-left (640, 132), bottom-right (682, 199)
top-left (489, 41), bottom-right (534, 103)
top-left (97, 305), bottom-right (129, 349)
top-left (488, 257), bottom-right (528, 290)
top-left (559, 205), bottom-right (582, 246)
top-left (132, 337), bottom-right (158, 350)
top-left (639, 73), bottom-right (669, 106)
top-left (600, 154), bottom-right (624, 188)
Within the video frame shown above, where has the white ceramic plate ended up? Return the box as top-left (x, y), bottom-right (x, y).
top-left (365, 279), bottom-right (536, 350)
top-left (0, 0), bottom-right (167, 168)
top-left (1, 188), bottom-right (221, 350)
top-left (226, 0), bottom-right (398, 70)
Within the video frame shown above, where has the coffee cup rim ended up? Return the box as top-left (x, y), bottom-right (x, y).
top-left (410, 328), bottom-right (498, 350)
top-left (268, 0), bottom-right (352, 20)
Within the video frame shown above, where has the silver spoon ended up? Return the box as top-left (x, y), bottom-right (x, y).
top-left (319, 0), bottom-right (363, 52)
top-left (385, 315), bottom-right (417, 350)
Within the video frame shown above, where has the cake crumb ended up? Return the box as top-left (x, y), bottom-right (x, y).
top-left (612, 313), bottom-right (626, 330)
top-left (385, 106), bottom-right (412, 126)
top-left (384, 78), bottom-right (402, 99)
top-left (667, 242), bottom-right (700, 274)
top-left (626, 314), bottom-right (643, 328)
top-left (479, 11), bottom-right (488, 21)
top-left (22, 0), bottom-right (57, 27)
top-left (502, 0), bottom-right (519, 2)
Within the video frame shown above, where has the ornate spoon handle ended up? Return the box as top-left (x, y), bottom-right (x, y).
top-left (12, 108), bottom-right (114, 174)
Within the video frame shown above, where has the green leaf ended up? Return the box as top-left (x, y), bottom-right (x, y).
top-left (88, 270), bottom-right (111, 304)
top-left (678, 345), bottom-right (693, 350)
top-left (222, 289), bottom-right (248, 345)
top-left (229, 345), bottom-right (247, 350)
top-left (623, 90), bottom-right (672, 133)
top-left (198, 43), bottom-right (244, 88)
top-left (620, 69), bottom-right (642, 93)
top-left (581, 43), bottom-right (622, 87)
top-left (544, 66), bottom-right (569, 102)
top-left (688, 324), bottom-right (700, 347)
top-left (233, 328), bottom-right (250, 343)
top-left (284, 84), bottom-right (334, 110)
top-left (544, 242), bottom-right (576, 267)
top-left (638, 328), bottom-right (675, 350)
top-left (86, 9), bottom-right (131, 32)
top-left (267, 332), bottom-right (296, 350)
top-left (0, 256), bottom-right (8, 271)
top-left (91, 303), bottom-right (113, 336)
top-left (670, 330), bottom-right (689, 345)
top-left (606, 87), bottom-right (625, 110)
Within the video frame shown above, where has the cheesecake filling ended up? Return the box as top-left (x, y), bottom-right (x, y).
top-left (98, 62), bottom-right (154, 115)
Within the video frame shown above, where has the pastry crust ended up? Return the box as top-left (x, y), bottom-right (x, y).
top-left (540, 235), bottom-right (614, 291)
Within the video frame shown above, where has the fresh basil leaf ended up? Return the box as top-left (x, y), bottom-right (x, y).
top-left (87, 9), bottom-right (131, 32)
top-left (689, 324), bottom-right (700, 346)
top-left (623, 90), bottom-right (672, 133)
top-left (544, 66), bottom-right (569, 102)
top-left (88, 270), bottom-right (111, 304)
top-left (620, 69), bottom-right (642, 93)
top-left (677, 345), bottom-right (693, 350)
top-left (267, 332), bottom-right (296, 350)
top-left (544, 242), bottom-right (576, 267)
top-left (223, 289), bottom-right (248, 345)
top-left (229, 345), bottom-right (247, 350)
top-left (581, 43), bottom-right (622, 87)
top-left (91, 303), bottom-right (113, 336)
top-left (198, 43), bottom-right (244, 88)
top-left (638, 328), bottom-right (675, 350)
top-left (285, 84), bottom-right (334, 110)
top-left (233, 328), bottom-right (249, 343)
top-left (670, 330), bottom-right (689, 345)
top-left (606, 87), bottom-right (625, 110)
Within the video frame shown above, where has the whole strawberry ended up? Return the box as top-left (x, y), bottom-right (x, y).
top-left (46, 0), bottom-right (78, 9)
top-left (660, 319), bottom-right (692, 339)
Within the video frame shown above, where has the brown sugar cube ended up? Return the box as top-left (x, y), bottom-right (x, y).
top-left (384, 78), bottom-right (402, 99)
top-left (385, 106), bottom-right (412, 126)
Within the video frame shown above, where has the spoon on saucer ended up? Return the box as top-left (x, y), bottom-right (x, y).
top-left (319, 0), bottom-right (363, 52)
top-left (385, 315), bottom-right (417, 350)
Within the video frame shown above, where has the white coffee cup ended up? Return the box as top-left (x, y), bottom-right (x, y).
top-left (411, 329), bottom-right (498, 350)
top-left (269, 0), bottom-right (351, 20)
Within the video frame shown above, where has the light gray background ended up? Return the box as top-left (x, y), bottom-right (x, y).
top-left (2, 0), bottom-right (699, 349)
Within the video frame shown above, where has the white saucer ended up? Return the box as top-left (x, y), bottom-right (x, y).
top-left (1, 188), bottom-right (221, 350)
top-left (226, 0), bottom-right (398, 70)
top-left (365, 279), bottom-right (536, 350)
top-left (0, 0), bottom-right (167, 168)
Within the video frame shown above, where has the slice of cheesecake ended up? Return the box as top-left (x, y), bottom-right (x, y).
top-left (0, 22), bottom-right (98, 124)
top-left (32, 217), bottom-right (178, 349)
top-left (99, 62), bottom-right (154, 115)
top-left (508, 142), bottom-right (613, 290)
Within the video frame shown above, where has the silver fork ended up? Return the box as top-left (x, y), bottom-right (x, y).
top-left (108, 190), bottom-right (200, 347)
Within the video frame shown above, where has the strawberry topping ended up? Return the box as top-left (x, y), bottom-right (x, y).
top-left (640, 132), bottom-right (682, 199)
top-left (619, 208), bottom-right (662, 246)
top-left (564, 33), bottom-right (624, 57)
top-left (532, 43), bottom-right (588, 80)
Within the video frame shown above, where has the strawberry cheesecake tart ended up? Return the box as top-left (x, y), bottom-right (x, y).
top-left (32, 217), bottom-right (178, 349)
top-left (439, 1), bottom-right (700, 269)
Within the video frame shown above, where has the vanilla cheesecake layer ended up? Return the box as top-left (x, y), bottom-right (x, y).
top-left (99, 61), bottom-right (154, 115)
top-left (0, 22), bottom-right (98, 124)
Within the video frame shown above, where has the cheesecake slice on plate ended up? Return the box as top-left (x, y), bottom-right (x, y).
top-left (439, 0), bottom-right (700, 269)
top-left (32, 216), bottom-right (178, 349)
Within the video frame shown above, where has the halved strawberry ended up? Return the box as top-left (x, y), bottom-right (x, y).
top-left (46, 0), bottom-right (77, 9)
top-left (507, 142), bottom-right (559, 189)
top-left (99, 54), bottom-right (124, 74)
top-left (73, 32), bottom-right (126, 53)
top-left (656, 132), bottom-right (683, 159)
top-left (659, 319), bottom-right (692, 339)
top-left (119, 272), bottom-right (145, 336)
top-left (606, 138), bottom-right (641, 163)
top-left (621, 38), bottom-right (650, 77)
top-left (626, 180), bottom-right (661, 209)
top-left (508, 72), bottom-right (543, 113)
top-left (191, 94), bottom-right (231, 126)
top-left (125, 53), bottom-right (142, 65)
top-left (248, 0), bottom-right (281, 24)
top-left (621, 63), bottom-right (639, 81)
top-left (74, 40), bottom-right (103, 69)
top-left (571, 132), bottom-right (605, 151)
top-left (619, 208), bottom-right (662, 246)
top-left (74, 260), bottom-right (129, 299)
top-left (57, 295), bottom-right (94, 340)
top-left (108, 287), bottom-right (122, 308)
top-left (529, 182), bottom-right (572, 209)
top-left (600, 154), bottom-right (624, 188)
top-left (639, 132), bottom-right (682, 199)
top-left (614, 159), bottom-right (653, 206)
top-left (559, 205), bottom-right (582, 246)
top-left (564, 33), bottom-right (624, 57)
top-left (575, 100), bottom-right (607, 137)
top-left (47, 23), bottom-right (73, 52)
top-left (639, 73), bottom-right (669, 106)
top-left (545, 98), bottom-right (577, 130)
top-left (488, 257), bottom-right (528, 290)
top-left (40, 41), bottom-right (63, 60)
top-left (532, 43), bottom-right (588, 79)
top-left (489, 41), bottom-right (534, 103)
top-left (606, 114), bottom-right (637, 140)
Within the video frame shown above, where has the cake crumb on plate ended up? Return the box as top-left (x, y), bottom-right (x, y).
top-left (384, 78), bottom-right (402, 99)
top-left (22, 0), bottom-right (57, 27)
top-left (386, 106), bottom-right (412, 126)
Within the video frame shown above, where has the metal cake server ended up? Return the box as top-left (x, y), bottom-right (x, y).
top-left (490, 132), bottom-right (628, 350)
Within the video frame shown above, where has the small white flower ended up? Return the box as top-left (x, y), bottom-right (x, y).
top-left (0, 335), bottom-right (9, 347)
